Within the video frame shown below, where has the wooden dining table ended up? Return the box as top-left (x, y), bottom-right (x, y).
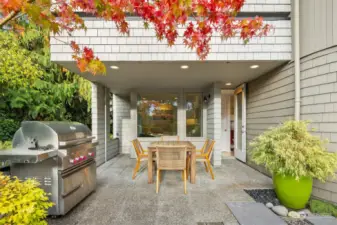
top-left (147, 141), bottom-right (196, 184)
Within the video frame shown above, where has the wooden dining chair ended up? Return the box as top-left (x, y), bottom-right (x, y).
top-left (135, 139), bottom-right (148, 154)
top-left (156, 146), bottom-right (187, 194)
top-left (196, 139), bottom-right (209, 154)
top-left (160, 136), bottom-right (180, 141)
top-left (131, 139), bottom-right (149, 180)
top-left (188, 140), bottom-right (215, 180)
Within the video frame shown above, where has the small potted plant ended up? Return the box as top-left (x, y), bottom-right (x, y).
top-left (250, 120), bottom-right (337, 209)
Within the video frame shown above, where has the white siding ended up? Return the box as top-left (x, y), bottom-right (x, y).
top-left (207, 83), bottom-right (222, 166)
top-left (92, 83), bottom-right (119, 166)
top-left (113, 94), bottom-right (131, 154)
top-left (51, 19), bottom-right (292, 62)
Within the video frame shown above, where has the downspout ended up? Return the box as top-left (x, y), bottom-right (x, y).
top-left (104, 87), bottom-right (107, 162)
top-left (294, 0), bottom-right (301, 121)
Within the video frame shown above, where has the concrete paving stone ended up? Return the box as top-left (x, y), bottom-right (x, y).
top-left (227, 202), bottom-right (287, 225)
top-left (305, 216), bottom-right (337, 225)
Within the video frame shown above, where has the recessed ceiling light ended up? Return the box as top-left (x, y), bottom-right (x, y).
top-left (225, 83), bottom-right (232, 86)
top-left (110, 65), bottom-right (119, 70)
top-left (250, 65), bottom-right (259, 69)
top-left (181, 65), bottom-right (189, 69)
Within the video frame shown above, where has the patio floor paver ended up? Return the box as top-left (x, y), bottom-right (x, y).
top-left (48, 154), bottom-right (273, 225)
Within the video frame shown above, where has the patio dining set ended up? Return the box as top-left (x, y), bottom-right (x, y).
top-left (131, 136), bottom-right (216, 194)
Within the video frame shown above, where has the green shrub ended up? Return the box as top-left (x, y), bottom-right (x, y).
top-left (0, 119), bottom-right (20, 142)
top-left (310, 199), bottom-right (337, 217)
top-left (250, 120), bottom-right (337, 182)
top-left (0, 141), bottom-right (12, 150)
top-left (0, 173), bottom-right (53, 224)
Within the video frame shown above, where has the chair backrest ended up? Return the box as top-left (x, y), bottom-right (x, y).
top-left (205, 140), bottom-right (216, 160)
top-left (160, 135), bottom-right (180, 141)
top-left (132, 139), bottom-right (142, 158)
top-left (156, 146), bottom-right (187, 170)
top-left (135, 139), bottom-right (146, 154)
top-left (200, 139), bottom-right (210, 154)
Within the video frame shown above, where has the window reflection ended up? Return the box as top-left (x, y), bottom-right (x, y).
top-left (186, 93), bottom-right (202, 137)
top-left (137, 94), bottom-right (178, 137)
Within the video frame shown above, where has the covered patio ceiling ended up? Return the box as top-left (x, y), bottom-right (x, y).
top-left (60, 60), bottom-right (287, 94)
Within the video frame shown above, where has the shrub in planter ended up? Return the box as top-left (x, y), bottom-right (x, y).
top-left (0, 172), bottom-right (53, 225)
top-left (250, 120), bottom-right (337, 209)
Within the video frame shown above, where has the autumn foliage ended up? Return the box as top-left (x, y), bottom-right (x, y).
top-left (0, 0), bottom-right (271, 74)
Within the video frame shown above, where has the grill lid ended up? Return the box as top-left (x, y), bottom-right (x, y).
top-left (12, 121), bottom-right (92, 150)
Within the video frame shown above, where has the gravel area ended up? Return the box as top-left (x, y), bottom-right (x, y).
top-left (283, 218), bottom-right (310, 225)
top-left (244, 189), bottom-right (311, 225)
top-left (244, 188), bottom-right (280, 205)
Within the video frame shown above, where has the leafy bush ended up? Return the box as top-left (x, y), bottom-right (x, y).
top-left (0, 119), bottom-right (19, 142)
top-left (0, 173), bottom-right (53, 224)
top-left (310, 199), bottom-right (337, 217)
top-left (0, 141), bottom-right (12, 150)
top-left (250, 120), bottom-right (337, 182)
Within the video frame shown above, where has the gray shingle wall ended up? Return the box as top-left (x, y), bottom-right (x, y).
top-left (50, 19), bottom-right (292, 62)
top-left (207, 83), bottom-right (222, 166)
top-left (107, 138), bottom-right (119, 161)
top-left (246, 46), bottom-right (337, 203)
top-left (246, 63), bottom-right (295, 173)
top-left (300, 46), bottom-right (337, 203)
top-left (246, 64), bottom-right (295, 143)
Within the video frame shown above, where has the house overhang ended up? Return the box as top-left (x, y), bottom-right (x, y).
top-left (59, 60), bottom-right (288, 94)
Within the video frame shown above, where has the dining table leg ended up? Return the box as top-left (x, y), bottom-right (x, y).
top-left (190, 150), bottom-right (196, 184)
top-left (148, 150), bottom-right (153, 184)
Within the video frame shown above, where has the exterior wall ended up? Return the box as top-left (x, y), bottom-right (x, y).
top-left (113, 94), bottom-right (131, 154)
top-left (246, 63), bottom-right (295, 171)
top-left (207, 83), bottom-right (222, 166)
top-left (241, 0), bottom-right (291, 12)
top-left (107, 138), bottom-right (119, 161)
top-left (50, 19), bottom-right (292, 62)
top-left (300, 0), bottom-right (337, 57)
top-left (92, 83), bottom-right (119, 166)
top-left (300, 46), bottom-right (337, 203)
top-left (246, 46), bottom-right (337, 203)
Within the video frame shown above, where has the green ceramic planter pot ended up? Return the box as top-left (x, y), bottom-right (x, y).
top-left (273, 173), bottom-right (313, 209)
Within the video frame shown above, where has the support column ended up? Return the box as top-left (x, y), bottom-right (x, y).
top-left (207, 83), bottom-right (222, 167)
top-left (92, 82), bottom-right (109, 166)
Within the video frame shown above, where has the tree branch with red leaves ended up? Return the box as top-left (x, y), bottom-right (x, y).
top-left (0, 0), bottom-right (272, 75)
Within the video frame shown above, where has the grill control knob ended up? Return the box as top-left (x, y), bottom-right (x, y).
top-left (88, 152), bottom-right (94, 157)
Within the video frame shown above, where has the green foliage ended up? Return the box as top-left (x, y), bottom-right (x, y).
top-left (310, 199), bottom-right (337, 217)
top-left (0, 25), bottom-right (92, 142)
top-left (0, 119), bottom-right (19, 142)
top-left (0, 141), bottom-right (12, 150)
top-left (250, 120), bottom-right (337, 182)
top-left (0, 172), bottom-right (53, 225)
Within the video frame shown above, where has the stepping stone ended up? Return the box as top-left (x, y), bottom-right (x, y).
top-left (305, 216), bottom-right (337, 225)
top-left (226, 202), bottom-right (287, 225)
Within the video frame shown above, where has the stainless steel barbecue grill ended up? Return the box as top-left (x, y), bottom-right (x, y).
top-left (0, 121), bottom-right (97, 215)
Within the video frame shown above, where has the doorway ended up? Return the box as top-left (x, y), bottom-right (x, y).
top-left (221, 90), bottom-right (234, 157)
top-left (221, 84), bottom-right (247, 162)
top-left (234, 84), bottom-right (247, 162)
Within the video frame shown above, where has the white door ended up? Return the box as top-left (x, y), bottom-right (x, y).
top-left (221, 92), bottom-right (231, 152)
top-left (234, 84), bottom-right (246, 162)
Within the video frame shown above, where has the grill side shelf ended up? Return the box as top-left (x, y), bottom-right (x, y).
top-left (0, 149), bottom-right (58, 164)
